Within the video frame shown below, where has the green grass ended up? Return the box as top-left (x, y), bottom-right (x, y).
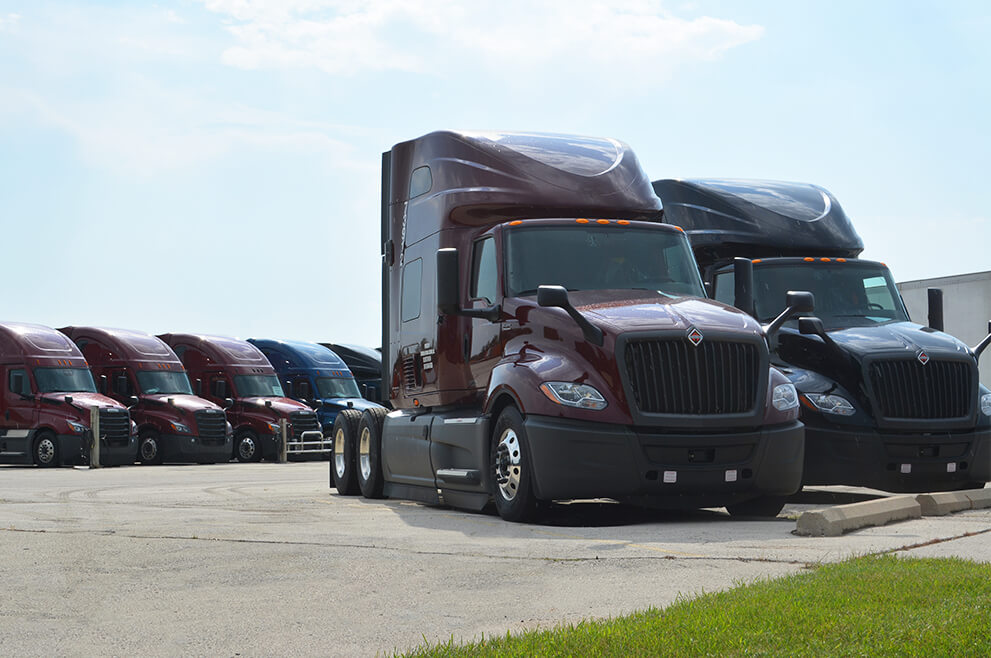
top-left (402, 556), bottom-right (991, 657)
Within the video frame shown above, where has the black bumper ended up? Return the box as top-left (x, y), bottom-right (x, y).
top-left (524, 415), bottom-right (804, 506)
top-left (803, 426), bottom-right (991, 491)
top-left (161, 434), bottom-right (232, 464)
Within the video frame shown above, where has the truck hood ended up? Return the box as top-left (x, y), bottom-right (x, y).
top-left (320, 397), bottom-right (380, 413)
top-left (797, 321), bottom-right (972, 360)
top-left (569, 290), bottom-right (762, 335)
top-left (240, 396), bottom-right (312, 416)
top-left (40, 392), bottom-right (126, 412)
top-left (142, 394), bottom-right (222, 413)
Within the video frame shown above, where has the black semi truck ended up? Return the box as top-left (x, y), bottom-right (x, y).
top-left (653, 178), bottom-right (991, 492)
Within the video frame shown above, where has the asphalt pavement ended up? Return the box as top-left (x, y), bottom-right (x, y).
top-left (0, 462), bottom-right (988, 657)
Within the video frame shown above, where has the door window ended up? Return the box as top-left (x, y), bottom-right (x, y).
top-left (470, 237), bottom-right (498, 303)
top-left (8, 369), bottom-right (30, 396)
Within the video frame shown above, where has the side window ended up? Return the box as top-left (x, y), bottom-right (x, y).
top-left (401, 258), bottom-right (423, 323)
top-left (470, 237), bottom-right (498, 304)
top-left (8, 369), bottom-right (29, 396)
top-left (713, 272), bottom-right (735, 306)
top-left (409, 166), bottom-right (432, 199)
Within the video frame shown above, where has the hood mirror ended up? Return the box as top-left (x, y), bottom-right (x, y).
top-left (764, 290), bottom-right (816, 347)
top-left (798, 316), bottom-right (826, 338)
top-left (223, 397), bottom-right (234, 410)
top-left (537, 285), bottom-right (604, 346)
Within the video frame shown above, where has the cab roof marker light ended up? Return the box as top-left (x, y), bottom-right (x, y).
top-left (821, 258), bottom-right (831, 262)
top-left (576, 218), bottom-right (589, 224)
top-left (804, 257), bottom-right (815, 262)
top-left (596, 219), bottom-right (610, 224)
top-left (837, 258), bottom-right (847, 262)
top-left (753, 259), bottom-right (762, 263)
top-left (509, 220), bottom-right (522, 226)
top-left (617, 220), bottom-right (630, 225)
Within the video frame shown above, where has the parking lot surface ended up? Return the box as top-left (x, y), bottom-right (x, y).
top-left (1, 463), bottom-right (988, 657)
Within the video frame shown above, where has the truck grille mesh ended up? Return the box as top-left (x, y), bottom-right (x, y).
top-left (290, 411), bottom-right (320, 439)
top-left (98, 408), bottom-right (131, 446)
top-left (194, 410), bottom-right (227, 445)
top-left (869, 359), bottom-right (972, 419)
top-left (624, 339), bottom-right (759, 415)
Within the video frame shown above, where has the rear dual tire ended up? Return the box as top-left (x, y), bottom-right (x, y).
top-left (331, 410), bottom-right (362, 495)
top-left (357, 408), bottom-right (388, 499)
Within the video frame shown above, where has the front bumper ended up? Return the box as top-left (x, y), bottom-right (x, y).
top-left (524, 415), bottom-right (804, 507)
top-left (160, 433), bottom-right (232, 464)
top-left (803, 426), bottom-right (991, 491)
top-left (287, 430), bottom-right (332, 456)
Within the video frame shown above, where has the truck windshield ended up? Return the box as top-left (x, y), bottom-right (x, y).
top-left (750, 262), bottom-right (909, 329)
top-left (316, 377), bottom-right (362, 399)
top-left (505, 225), bottom-right (705, 298)
top-left (34, 368), bottom-right (97, 393)
top-left (234, 375), bottom-right (285, 398)
top-left (136, 370), bottom-right (194, 395)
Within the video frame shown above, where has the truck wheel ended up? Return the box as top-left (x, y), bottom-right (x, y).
top-left (33, 431), bottom-right (59, 467)
top-left (235, 430), bottom-right (262, 463)
top-left (138, 430), bottom-right (164, 466)
top-left (331, 409), bottom-right (361, 495)
top-left (726, 496), bottom-right (787, 518)
top-left (357, 407), bottom-right (388, 499)
top-left (490, 407), bottom-right (539, 523)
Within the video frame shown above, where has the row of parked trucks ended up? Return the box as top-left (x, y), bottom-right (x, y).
top-left (327, 130), bottom-right (991, 523)
top-left (0, 325), bottom-right (380, 467)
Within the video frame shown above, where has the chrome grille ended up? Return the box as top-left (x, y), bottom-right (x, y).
top-left (624, 339), bottom-right (759, 415)
top-left (290, 411), bottom-right (320, 439)
top-left (98, 408), bottom-right (131, 446)
top-left (194, 409), bottom-right (227, 445)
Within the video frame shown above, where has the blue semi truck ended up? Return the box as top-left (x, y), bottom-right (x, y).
top-left (247, 339), bottom-right (381, 438)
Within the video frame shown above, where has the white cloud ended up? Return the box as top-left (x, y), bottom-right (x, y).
top-left (197, 0), bottom-right (764, 79)
top-left (0, 12), bottom-right (21, 30)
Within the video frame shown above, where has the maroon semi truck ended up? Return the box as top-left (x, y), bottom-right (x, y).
top-left (0, 322), bottom-right (136, 467)
top-left (158, 333), bottom-right (325, 462)
top-left (330, 131), bottom-right (810, 522)
top-left (60, 326), bottom-right (232, 465)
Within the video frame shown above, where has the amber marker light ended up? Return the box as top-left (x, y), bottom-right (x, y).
top-left (576, 218), bottom-right (589, 224)
top-left (800, 395), bottom-right (817, 410)
top-left (596, 219), bottom-right (610, 224)
top-left (753, 259), bottom-right (762, 263)
top-left (804, 257), bottom-right (815, 262)
top-left (821, 258), bottom-right (831, 262)
top-left (617, 220), bottom-right (630, 225)
top-left (509, 220), bottom-right (522, 226)
top-left (837, 258), bottom-right (847, 263)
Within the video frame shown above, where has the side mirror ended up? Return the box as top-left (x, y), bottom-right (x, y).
top-left (115, 376), bottom-right (128, 396)
top-left (733, 257), bottom-right (755, 317)
top-left (973, 321), bottom-right (991, 361)
top-left (99, 374), bottom-right (108, 395)
top-left (436, 248), bottom-right (501, 322)
top-left (537, 285), bottom-right (604, 346)
top-left (927, 288), bottom-right (944, 332)
top-left (195, 378), bottom-right (203, 396)
top-left (127, 395), bottom-right (139, 409)
top-left (223, 397), bottom-right (234, 410)
top-left (361, 384), bottom-right (369, 399)
top-left (284, 381), bottom-right (294, 398)
top-left (11, 371), bottom-right (28, 397)
top-left (798, 316), bottom-right (826, 338)
top-left (298, 381), bottom-right (311, 399)
top-left (213, 380), bottom-right (227, 399)
top-left (264, 400), bottom-right (272, 408)
top-left (764, 290), bottom-right (816, 346)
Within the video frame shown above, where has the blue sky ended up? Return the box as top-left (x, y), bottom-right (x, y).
top-left (1, 1), bottom-right (988, 346)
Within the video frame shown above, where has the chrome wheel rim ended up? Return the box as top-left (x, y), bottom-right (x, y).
top-left (359, 427), bottom-right (371, 481)
top-left (494, 428), bottom-right (522, 502)
top-left (334, 428), bottom-right (346, 478)
top-left (140, 438), bottom-right (157, 462)
top-left (238, 436), bottom-right (256, 461)
top-left (37, 438), bottom-right (56, 465)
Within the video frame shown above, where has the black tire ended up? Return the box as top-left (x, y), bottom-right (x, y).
top-left (490, 406), bottom-right (539, 523)
top-left (234, 429), bottom-right (262, 463)
top-left (138, 430), bottom-right (164, 466)
top-left (33, 431), bottom-right (59, 468)
top-left (357, 407), bottom-right (388, 499)
top-left (331, 409), bottom-right (361, 495)
top-left (726, 496), bottom-right (787, 518)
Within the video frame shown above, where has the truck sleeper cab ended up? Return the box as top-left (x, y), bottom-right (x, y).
top-left (159, 333), bottom-right (324, 462)
top-left (0, 322), bottom-right (136, 467)
top-left (330, 131), bottom-right (807, 523)
top-left (319, 343), bottom-right (384, 403)
top-left (654, 178), bottom-right (991, 492)
top-left (60, 326), bottom-right (232, 465)
top-left (246, 339), bottom-right (382, 454)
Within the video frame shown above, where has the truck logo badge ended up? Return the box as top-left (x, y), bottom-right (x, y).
top-left (917, 350), bottom-right (929, 365)
top-left (687, 327), bottom-right (704, 347)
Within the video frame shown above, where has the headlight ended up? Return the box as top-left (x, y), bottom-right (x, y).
top-left (804, 393), bottom-right (856, 416)
top-left (771, 383), bottom-right (798, 411)
top-left (66, 420), bottom-right (88, 434)
top-left (981, 393), bottom-right (991, 417)
top-left (170, 421), bottom-right (192, 434)
top-left (226, 421), bottom-right (234, 437)
top-left (267, 421), bottom-right (282, 433)
top-left (130, 420), bottom-right (138, 437)
top-left (540, 382), bottom-right (607, 410)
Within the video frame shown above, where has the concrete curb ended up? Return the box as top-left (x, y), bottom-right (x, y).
top-left (795, 496), bottom-right (921, 537)
top-left (916, 491), bottom-right (972, 516)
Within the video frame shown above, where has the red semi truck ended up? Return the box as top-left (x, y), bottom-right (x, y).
top-left (60, 326), bottom-right (232, 465)
top-left (0, 322), bottom-right (136, 467)
top-left (159, 333), bottom-right (326, 462)
top-left (330, 131), bottom-right (810, 522)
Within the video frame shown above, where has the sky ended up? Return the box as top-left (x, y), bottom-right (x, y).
top-left (1, 1), bottom-right (988, 347)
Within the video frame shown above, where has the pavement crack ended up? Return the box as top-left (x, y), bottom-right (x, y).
top-left (879, 527), bottom-right (991, 555)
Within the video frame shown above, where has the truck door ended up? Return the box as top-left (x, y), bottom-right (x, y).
top-left (467, 236), bottom-right (503, 391)
top-left (3, 367), bottom-right (36, 429)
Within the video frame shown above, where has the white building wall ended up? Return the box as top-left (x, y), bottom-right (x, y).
top-left (897, 271), bottom-right (991, 386)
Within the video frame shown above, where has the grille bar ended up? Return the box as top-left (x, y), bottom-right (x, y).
top-left (624, 339), bottom-right (759, 415)
top-left (98, 409), bottom-right (131, 446)
top-left (194, 410), bottom-right (228, 445)
top-left (290, 411), bottom-right (320, 439)
top-left (869, 359), bottom-right (972, 419)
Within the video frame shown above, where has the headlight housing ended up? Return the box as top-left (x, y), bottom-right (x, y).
top-left (170, 421), bottom-right (192, 434)
top-left (771, 383), bottom-right (799, 411)
top-left (981, 393), bottom-right (991, 417)
top-left (66, 419), bottom-right (88, 434)
top-left (540, 382), bottom-right (607, 410)
top-left (804, 393), bottom-right (856, 416)
top-left (267, 421), bottom-right (282, 433)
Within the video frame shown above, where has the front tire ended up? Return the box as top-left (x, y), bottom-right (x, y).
top-left (331, 409), bottom-right (361, 495)
top-left (357, 407), bottom-right (388, 499)
top-left (234, 430), bottom-right (262, 463)
top-left (726, 496), bottom-right (787, 518)
top-left (138, 430), bottom-right (164, 466)
top-left (33, 431), bottom-right (59, 467)
top-left (490, 407), bottom-right (539, 523)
